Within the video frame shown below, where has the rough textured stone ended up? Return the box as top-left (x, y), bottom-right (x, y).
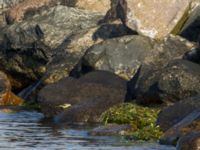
top-left (157, 96), bottom-right (200, 131)
top-left (105, 0), bottom-right (192, 39)
top-left (0, 6), bottom-right (103, 88)
top-left (160, 109), bottom-right (200, 146)
top-left (135, 60), bottom-right (200, 105)
top-left (180, 4), bottom-right (200, 42)
top-left (0, 0), bottom-right (24, 27)
top-left (0, 71), bottom-right (23, 106)
top-left (176, 132), bottom-right (200, 150)
top-left (82, 35), bottom-right (193, 81)
top-left (74, 0), bottom-right (110, 13)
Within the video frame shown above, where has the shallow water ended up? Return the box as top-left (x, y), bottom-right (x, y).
top-left (0, 111), bottom-right (175, 150)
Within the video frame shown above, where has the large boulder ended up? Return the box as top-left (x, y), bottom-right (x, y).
top-left (38, 70), bottom-right (127, 123)
top-left (82, 35), bottom-right (158, 80)
top-left (134, 59), bottom-right (200, 105)
top-left (0, 6), bottom-right (104, 88)
top-left (82, 35), bottom-right (193, 80)
top-left (103, 0), bottom-right (192, 39)
top-left (157, 96), bottom-right (200, 132)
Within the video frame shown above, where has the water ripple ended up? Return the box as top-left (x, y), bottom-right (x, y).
top-left (0, 111), bottom-right (175, 150)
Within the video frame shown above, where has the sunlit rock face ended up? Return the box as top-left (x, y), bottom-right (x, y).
top-left (106, 0), bottom-right (192, 39)
top-left (74, 0), bottom-right (110, 13)
top-left (0, 71), bottom-right (23, 106)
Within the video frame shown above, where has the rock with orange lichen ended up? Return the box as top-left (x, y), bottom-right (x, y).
top-left (5, 0), bottom-right (55, 24)
top-left (0, 71), bottom-right (23, 106)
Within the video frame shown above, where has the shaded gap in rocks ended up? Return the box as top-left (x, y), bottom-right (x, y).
top-left (180, 16), bottom-right (200, 43)
top-left (183, 48), bottom-right (200, 65)
top-left (98, 0), bottom-right (128, 25)
top-left (69, 60), bottom-right (94, 78)
top-left (92, 23), bottom-right (137, 41)
top-left (125, 65), bottom-right (142, 102)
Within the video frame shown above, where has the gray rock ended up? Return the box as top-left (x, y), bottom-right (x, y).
top-left (82, 35), bottom-right (193, 81)
top-left (135, 59), bottom-right (200, 105)
top-left (157, 96), bottom-right (200, 131)
top-left (176, 132), bottom-right (200, 150)
top-left (160, 109), bottom-right (200, 146)
top-left (0, 6), bottom-right (103, 88)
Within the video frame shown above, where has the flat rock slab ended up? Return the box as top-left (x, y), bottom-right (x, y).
top-left (125, 0), bottom-right (191, 39)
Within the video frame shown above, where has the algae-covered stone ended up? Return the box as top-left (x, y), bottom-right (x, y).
top-left (101, 103), bottom-right (162, 141)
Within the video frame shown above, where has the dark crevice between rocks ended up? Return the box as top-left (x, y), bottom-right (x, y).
top-left (98, 0), bottom-right (128, 25)
top-left (93, 23), bottom-right (137, 41)
top-left (180, 16), bottom-right (200, 43)
top-left (125, 65), bottom-right (142, 102)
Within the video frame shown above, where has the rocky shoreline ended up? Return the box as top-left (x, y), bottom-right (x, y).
top-left (1, 0), bottom-right (200, 149)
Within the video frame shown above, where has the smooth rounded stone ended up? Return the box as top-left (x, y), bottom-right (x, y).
top-left (82, 35), bottom-right (159, 80)
top-left (157, 96), bottom-right (200, 132)
top-left (38, 71), bottom-right (127, 120)
top-left (89, 124), bottom-right (132, 136)
top-left (135, 59), bottom-right (200, 105)
top-left (54, 94), bottom-right (124, 123)
top-left (103, 0), bottom-right (192, 39)
top-left (176, 132), bottom-right (200, 150)
top-left (160, 109), bottom-right (200, 146)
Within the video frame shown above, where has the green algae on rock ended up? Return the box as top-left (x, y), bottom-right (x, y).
top-left (101, 103), bottom-right (162, 141)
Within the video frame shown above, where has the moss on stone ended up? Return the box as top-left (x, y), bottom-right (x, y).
top-left (101, 103), bottom-right (163, 141)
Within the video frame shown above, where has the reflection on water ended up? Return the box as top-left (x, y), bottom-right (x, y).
top-left (0, 111), bottom-right (175, 150)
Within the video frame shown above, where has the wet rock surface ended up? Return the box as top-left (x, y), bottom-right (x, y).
top-left (38, 70), bottom-right (127, 122)
top-left (157, 96), bottom-right (200, 131)
top-left (176, 132), bottom-right (200, 150)
top-left (160, 109), bottom-right (200, 145)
